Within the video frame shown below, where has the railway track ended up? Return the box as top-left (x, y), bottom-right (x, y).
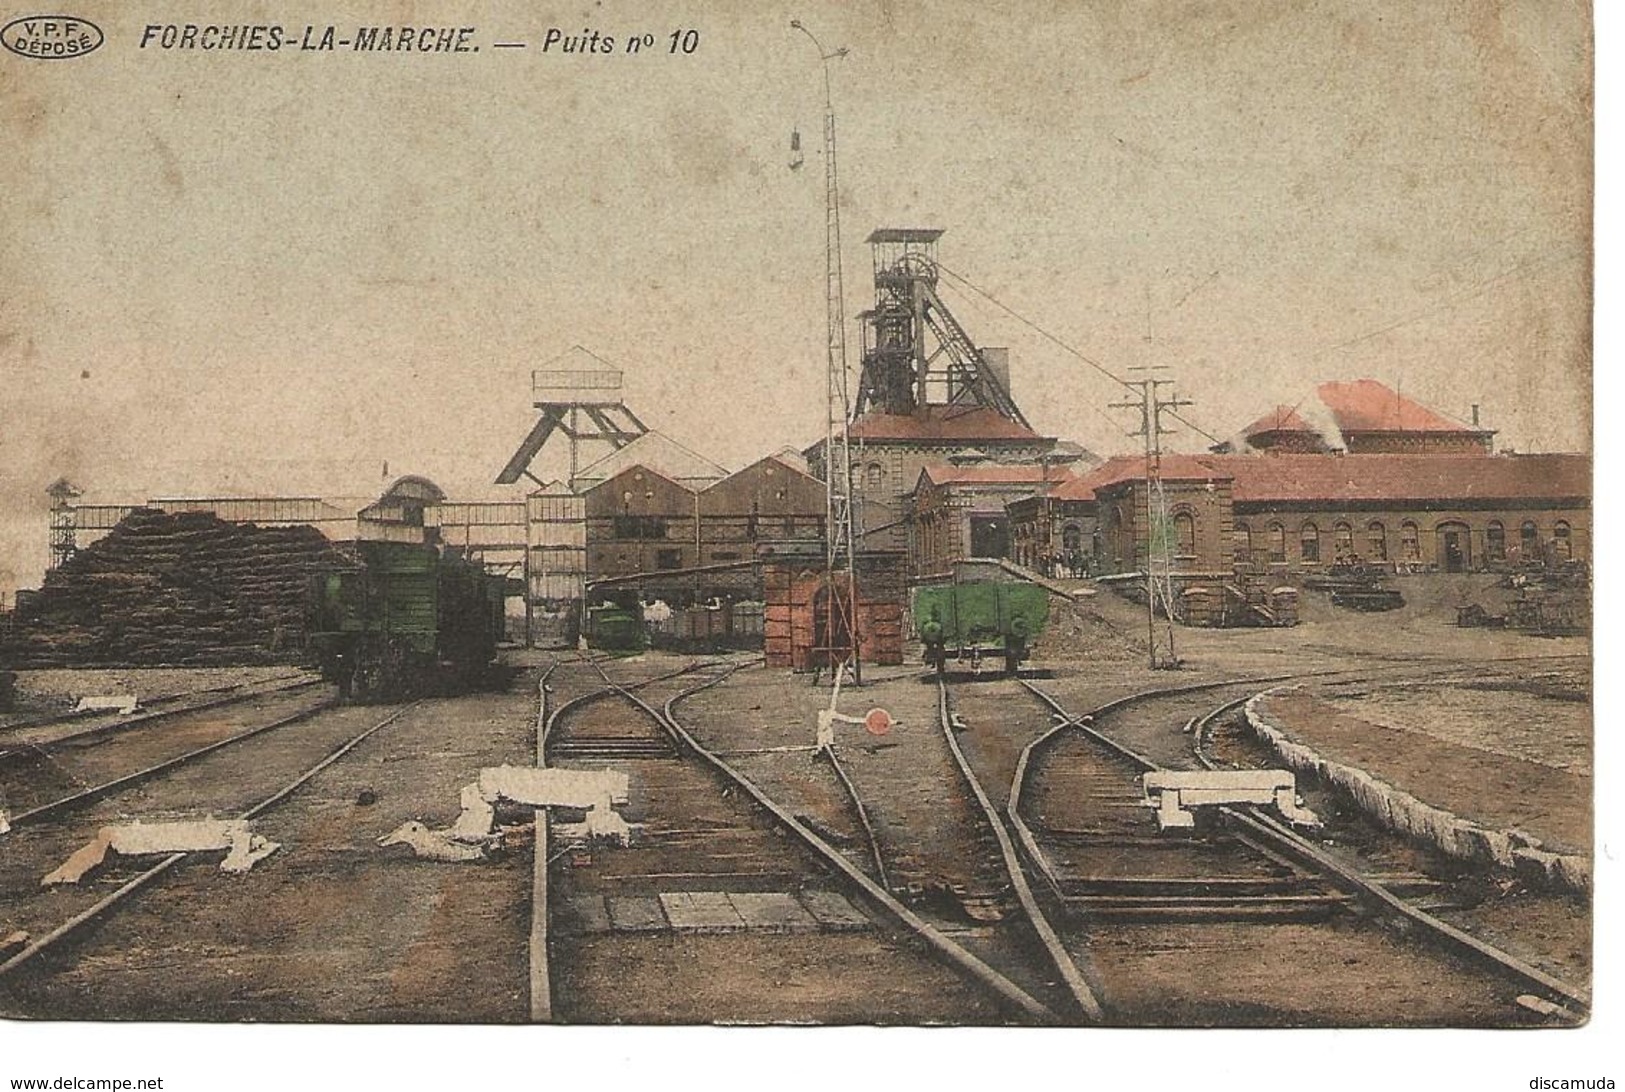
top-left (0, 672), bottom-right (320, 748)
top-left (0, 698), bottom-right (420, 985)
top-left (541, 654), bottom-right (1070, 1023)
top-left (0, 679), bottom-right (338, 829)
top-left (1005, 674), bottom-right (1589, 1024)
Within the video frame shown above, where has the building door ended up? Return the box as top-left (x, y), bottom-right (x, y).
top-left (1437, 523), bottom-right (1471, 572)
top-left (970, 516), bottom-right (1010, 559)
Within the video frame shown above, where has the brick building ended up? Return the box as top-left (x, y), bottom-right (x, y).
top-left (1221, 453), bottom-right (1589, 573)
top-left (697, 454), bottom-right (826, 567)
top-left (581, 454), bottom-right (829, 591)
top-left (1072, 452), bottom-right (1590, 577)
top-left (584, 465), bottom-right (700, 582)
top-left (809, 406), bottom-right (1059, 552)
top-left (907, 463), bottom-right (1075, 577)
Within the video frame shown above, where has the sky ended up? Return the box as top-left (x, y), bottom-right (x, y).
top-left (0, 0), bottom-right (1593, 590)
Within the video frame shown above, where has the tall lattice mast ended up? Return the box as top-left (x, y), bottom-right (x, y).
top-left (792, 18), bottom-right (861, 679)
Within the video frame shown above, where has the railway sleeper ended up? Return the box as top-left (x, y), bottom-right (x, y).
top-left (1054, 874), bottom-right (1330, 899)
top-left (1062, 892), bottom-right (1355, 923)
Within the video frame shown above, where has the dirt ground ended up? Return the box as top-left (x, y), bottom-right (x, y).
top-left (1, 665), bottom-right (304, 727)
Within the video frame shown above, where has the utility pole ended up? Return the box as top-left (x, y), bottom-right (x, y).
top-left (1112, 371), bottom-right (1192, 670)
top-left (791, 18), bottom-right (861, 682)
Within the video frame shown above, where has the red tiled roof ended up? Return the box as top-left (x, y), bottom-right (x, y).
top-left (1242, 404), bottom-right (1316, 438)
top-left (1053, 454), bottom-right (1233, 500)
top-left (1042, 452), bottom-right (1589, 506)
top-left (848, 406), bottom-right (1042, 442)
top-left (1317, 380), bottom-right (1473, 435)
top-left (919, 463), bottom-right (1075, 487)
top-left (1220, 453), bottom-right (1589, 505)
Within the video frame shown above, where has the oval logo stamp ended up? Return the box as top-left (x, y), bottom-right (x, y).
top-left (1, 15), bottom-right (104, 59)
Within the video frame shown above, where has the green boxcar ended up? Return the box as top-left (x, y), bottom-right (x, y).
top-left (913, 581), bottom-right (1050, 675)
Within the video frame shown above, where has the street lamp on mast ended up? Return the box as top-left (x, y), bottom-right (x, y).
top-left (791, 18), bottom-right (861, 682)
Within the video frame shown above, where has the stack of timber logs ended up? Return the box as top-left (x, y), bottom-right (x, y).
top-left (1, 509), bottom-right (358, 667)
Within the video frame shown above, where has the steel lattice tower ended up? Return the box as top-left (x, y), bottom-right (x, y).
top-left (793, 19), bottom-right (861, 679)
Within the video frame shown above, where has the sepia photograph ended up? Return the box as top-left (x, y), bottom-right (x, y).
top-left (0, 0), bottom-right (1610, 1086)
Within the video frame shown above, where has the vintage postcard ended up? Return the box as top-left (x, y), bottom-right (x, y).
top-left (0, 0), bottom-right (1607, 1087)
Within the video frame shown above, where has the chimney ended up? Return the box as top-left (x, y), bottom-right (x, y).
top-left (1471, 404), bottom-right (1480, 428)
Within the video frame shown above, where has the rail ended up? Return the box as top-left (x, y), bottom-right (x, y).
top-left (936, 676), bottom-right (1104, 1020)
top-left (0, 700), bottom-right (423, 981)
top-left (1015, 676), bottom-right (1591, 1018)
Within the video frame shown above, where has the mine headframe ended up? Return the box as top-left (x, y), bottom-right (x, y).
top-left (854, 228), bottom-right (1029, 429)
top-left (495, 350), bottom-right (648, 489)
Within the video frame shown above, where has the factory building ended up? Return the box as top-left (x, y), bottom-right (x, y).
top-left (697, 454), bottom-right (826, 567)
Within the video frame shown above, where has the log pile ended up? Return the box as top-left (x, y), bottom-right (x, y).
top-left (1, 509), bottom-right (359, 668)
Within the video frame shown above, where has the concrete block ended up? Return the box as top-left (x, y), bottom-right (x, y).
top-left (1512, 844), bottom-right (1560, 890)
top-left (659, 891), bottom-right (746, 933)
top-left (560, 894), bottom-right (612, 935)
top-left (608, 895), bottom-right (668, 932)
top-left (800, 890), bottom-right (871, 931)
top-left (1553, 854), bottom-right (1592, 894)
top-left (727, 892), bottom-right (820, 933)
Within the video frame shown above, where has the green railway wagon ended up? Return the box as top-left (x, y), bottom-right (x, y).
top-left (308, 541), bottom-right (501, 700)
top-left (586, 602), bottom-right (646, 652)
top-left (913, 581), bottom-right (1050, 675)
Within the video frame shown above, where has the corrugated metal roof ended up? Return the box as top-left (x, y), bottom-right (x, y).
top-left (574, 430), bottom-right (729, 487)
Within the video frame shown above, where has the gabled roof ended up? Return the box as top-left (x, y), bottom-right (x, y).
top-left (587, 462), bottom-right (697, 498)
top-left (1316, 380), bottom-right (1474, 434)
top-left (574, 430), bottom-right (728, 488)
top-left (1224, 380), bottom-right (1491, 452)
top-left (704, 452), bottom-right (823, 492)
top-left (848, 406), bottom-right (1043, 443)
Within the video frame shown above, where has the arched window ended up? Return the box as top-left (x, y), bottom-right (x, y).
top-left (1234, 522), bottom-right (1252, 564)
top-left (1554, 521), bottom-right (1572, 561)
top-left (866, 463), bottom-right (885, 488)
top-left (1061, 524), bottom-right (1082, 553)
top-left (1521, 521), bottom-right (1539, 559)
top-left (1333, 521), bottom-right (1354, 562)
top-left (1400, 521), bottom-right (1420, 561)
top-left (1173, 512), bottom-right (1196, 558)
top-left (1300, 522), bottom-right (1320, 563)
top-left (1367, 521), bottom-right (1387, 562)
top-left (1486, 521), bottom-right (1506, 563)
top-left (1268, 523), bottom-right (1287, 563)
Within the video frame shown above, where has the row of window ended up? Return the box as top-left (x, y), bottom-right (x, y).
top-left (607, 515), bottom-right (819, 541)
top-left (1234, 519), bottom-right (1573, 563)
